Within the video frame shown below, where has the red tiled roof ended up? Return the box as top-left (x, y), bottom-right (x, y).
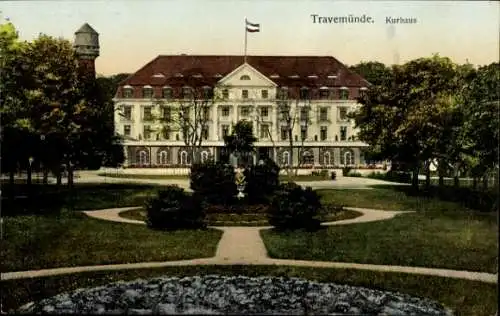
top-left (119, 55), bottom-right (370, 88)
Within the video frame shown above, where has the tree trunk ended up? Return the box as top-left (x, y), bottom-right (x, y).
top-left (482, 174), bottom-right (489, 190)
top-left (437, 159), bottom-right (445, 188)
top-left (9, 171), bottom-right (14, 186)
top-left (43, 169), bottom-right (49, 184)
top-left (472, 177), bottom-right (478, 190)
top-left (425, 161), bottom-right (431, 190)
top-left (411, 166), bottom-right (419, 191)
top-left (55, 168), bottom-right (62, 187)
top-left (67, 165), bottom-right (74, 189)
top-left (27, 166), bottom-right (32, 186)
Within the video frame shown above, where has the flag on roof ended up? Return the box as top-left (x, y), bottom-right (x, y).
top-left (246, 19), bottom-right (260, 33)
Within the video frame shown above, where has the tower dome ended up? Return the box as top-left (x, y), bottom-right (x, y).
top-left (74, 23), bottom-right (100, 59)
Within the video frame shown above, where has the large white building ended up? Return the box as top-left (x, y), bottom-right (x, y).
top-left (113, 55), bottom-right (371, 168)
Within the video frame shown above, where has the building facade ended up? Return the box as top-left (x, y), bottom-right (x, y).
top-left (113, 55), bottom-right (371, 168)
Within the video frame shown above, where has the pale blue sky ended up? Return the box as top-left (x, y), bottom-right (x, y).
top-left (2, 0), bottom-right (498, 76)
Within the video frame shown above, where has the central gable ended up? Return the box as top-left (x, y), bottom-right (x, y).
top-left (217, 63), bottom-right (277, 88)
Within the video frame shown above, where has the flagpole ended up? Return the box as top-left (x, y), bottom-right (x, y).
top-left (244, 18), bottom-right (248, 63)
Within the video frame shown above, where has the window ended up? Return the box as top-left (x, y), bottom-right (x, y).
top-left (202, 86), bottom-right (213, 99)
top-left (143, 106), bottom-right (153, 121)
top-left (282, 151), bottom-right (290, 165)
top-left (319, 108), bottom-right (328, 121)
top-left (319, 87), bottom-right (329, 99)
top-left (261, 90), bottom-right (268, 99)
top-left (320, 126), bottom-right (328, 141)
top-left (143, 87), bottom-right (153, 98)
top-left (201, 151), bottom-right (209, 163)
top-left (123, 106), bottom-right (132, 120)
top-left (162, 107), bottom-right (171, 122)
top-left (300, 127), bottom-right (307, 140)
top-left (260, 106), bottom-right (269, 117)
top-left (280, 126), bottom-right (288, 140)
top-left (300, 108), bottom-right (309, 121)
top-left (241, 107), bottom-right (250, 117)
top-left (340, 89), bottom-right (349, 100)
top-left (323, 152), bottom-right (332, 166)
top-left (162, 87), bottom-right (172, 99)
top-left (300, 87), bottom-right (309, 100)
top-left (339, 107), bottom-right (348, 120)
top-left (123, 88), bottom-right (133, 98)
top-left (123, 125), bottom-right (131, 136)
top-left (179, 151), bottom-right (189, 165)
top-left (222, 89), bottom-right (229, 99)
top-left (242, 90), bottom-right (249, 99)
top-left (359, 88), bottom-right (367, 98)
top-left (162, 126), bottom-right (170, 140)
top-left (222, 106), bottom-right (230, 117)
top-left (136, 150), bottom-right (149, 165)
top-left (202, 126), bottom-right (209, 140)
top-left (343, 150), bottom-right (355, 166)
top-left (260, 124), bottom-right (270, 139)
top-left (143, 125), bottom-right (152, 140)
top-left (182, 87), bottom-right (193, 99)
top-left (202, 107), bottom-right (210, 120)
top-left (301, 151), bottom-right (314, 164)
top-left (157, 150), bottom-right (169, 165)
top-left (278, 87), bottom-right (289, 99)
top-left (221, 125), bottom-right (230, 137)
top-left (340, 126), bottom-right (347, 141)
top-left (240, 75), bottom-right (251, 80)
top-left (180, 107), bottom-right (190, 121)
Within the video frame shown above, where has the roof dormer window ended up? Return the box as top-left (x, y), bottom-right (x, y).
top-left (240, 75), bottom-right (251, 80)
top-left (319, 86), bottom-right (329, 99)
top-left (152, 73), bottom-right (165, 78)
top-left (193, 74), bottom-right (203, 78)
top-left (214, 74), bottom-right (223, 78)
top-left (123, 85), bottom-right (134, 98)
top-left (308, 75), bottom-right (318, 79)
top-left (270, 74), bottom-right (280, 78)
top-left (182, 86), bottom-right (193, 99)
top-left (289, 75), bottom-right (299, 79)
top-left (174, 73), bottom-right (184, 78)
top-left (162, 86), bottom-right (173, 99)
top-left (327, 75), bottom-right (337, 79)
top-left (142, 85), bottom-right (154, 98)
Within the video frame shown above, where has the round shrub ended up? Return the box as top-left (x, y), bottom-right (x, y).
top-left (267, 182), bottom-right (322, 231)
top-left (190, 162), bottom-right (237, 205)
top-left (244, 158), bottom-right (280, 204)
top-left (145, 185), bottom-right (205, 230)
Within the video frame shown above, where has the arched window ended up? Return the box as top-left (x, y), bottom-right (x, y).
top-left (343, 150), bottom-right (355, 166)
top-left (323, 152), bottom-right (331, 166)
top-left (157, 150), bottom-right (169, 165)
top-left (142, 85), bottom-right (153, 98)
top-left (240, 75), bottom-right (251, 80)
top-left (136, 149), bottom-right (149, 166)
top-left (179, 151), bottom-right (189, 165)
top-left (301, 150), bottom-right (314, 165)
top-left (201, 151), bottom-right (209, 163)
top-left (123, 85), bottom-right (134, 98)
top-left (282, 151), bottom-right (290, 166)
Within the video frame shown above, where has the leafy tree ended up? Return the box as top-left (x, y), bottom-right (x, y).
top-left (349, 61), bottom-right (393, 87)
top-left (223, 120), bottom-right (257, 167)
top-left (352, 55), bottom-right (462, 190)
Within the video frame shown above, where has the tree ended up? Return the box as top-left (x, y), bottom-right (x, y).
top-left (349, 61), bottom-right (393, 87)
top-left (276, 87), bottom-right (313, 178)
top-left (151, 85), bottom-right (216, 164)
top-left (223, 120), bottom-right (257, 167)
top-left (352, 55), bottom-right (462, 190)
top-left (0, 22), bottom-right (31, 186)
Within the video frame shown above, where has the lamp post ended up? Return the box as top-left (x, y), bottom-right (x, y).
top-left (27, 157), bottom-right (34, 186)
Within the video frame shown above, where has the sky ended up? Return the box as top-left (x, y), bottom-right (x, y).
top-left (2, 0), bottom-right (499, 76)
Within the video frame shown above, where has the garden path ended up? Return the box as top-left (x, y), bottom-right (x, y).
top-left (2, 207), bottom-right (497, 284)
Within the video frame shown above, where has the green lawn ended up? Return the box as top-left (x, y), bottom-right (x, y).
top-left (262, 188), bottom-right (498, 273)
top-left (1, 211), bottom-right (223, 272)
top-left (1, 265), bottom-right (497, 316)
top-left (119, 208), bottom-right (363, 227)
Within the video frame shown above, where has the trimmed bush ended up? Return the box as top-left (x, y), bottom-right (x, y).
top-left (244, 158), bottom-right (280, 204)
top-left (145, 185), bottom-right (205, 230)
top-left (330, 171), bottom-right (337, 180)
top-left (190, 162), bottom-right (237, 205)
top-left (342, 167), bottom-right (352, 176)
top-left (367, 170), bottom-right (412, 183)
top-left (347, 171), bottom-right (363, 177)
top-left (267, 182), bottom-right (322, 231)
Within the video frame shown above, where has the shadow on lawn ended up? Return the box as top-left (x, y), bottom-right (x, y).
top-left (1, 183), bottom-right (161, 216)
top-left (369, 184), bottom-right (499, 214)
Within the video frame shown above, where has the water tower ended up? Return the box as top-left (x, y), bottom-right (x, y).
top-left (74, 23), bottom-right (100, 77)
